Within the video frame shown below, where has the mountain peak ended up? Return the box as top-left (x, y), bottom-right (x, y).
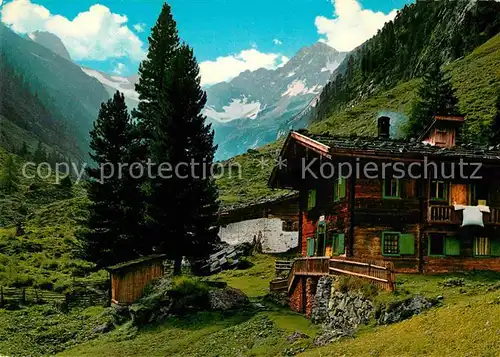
top-left (29, 31), bottom-right (71, 61)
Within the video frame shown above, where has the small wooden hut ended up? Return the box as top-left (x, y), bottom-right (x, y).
top-left (106, 254), bottom-right (167, 305)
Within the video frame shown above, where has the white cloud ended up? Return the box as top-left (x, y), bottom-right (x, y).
top-left (1, 0), bottom-right (146, 61)
top-left (133, 22), bottom-right (145, 33)
top-left (273, 38), bottom-right (282, 45)
top-left (199, 49), bottom-right (289, 86)
top-left (315, 0), bottom-right (397, 52)
top-left (113, 62), bottom-right (126, 74)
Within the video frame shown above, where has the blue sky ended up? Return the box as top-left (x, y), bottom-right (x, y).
top-left (0, 0), bottom-right (412, 84)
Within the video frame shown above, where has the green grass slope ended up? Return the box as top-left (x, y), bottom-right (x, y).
top-left (55, 256), bottom-right (500, 357)
top-left (57, 254), bottom-right (319, 357)
top-left (0, 148), bottom-right (105, 291)
top-left (216, 141), bottom-right (290, 207)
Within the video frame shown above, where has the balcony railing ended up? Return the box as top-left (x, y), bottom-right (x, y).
top-left (428, 205), bottom-right (500, 225)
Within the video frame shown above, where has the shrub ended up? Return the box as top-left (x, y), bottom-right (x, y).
top-left (335, 275), bottom-right (379, 299)
top-left (168, 277), bottom-right (210, 314)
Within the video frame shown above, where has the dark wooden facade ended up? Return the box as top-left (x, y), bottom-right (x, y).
top-left (269, 124), bottom-right (500, 273)
top-left (107, 255), bottom-right (166, 305)
top-left (218, 193), bottom-right (299, 231)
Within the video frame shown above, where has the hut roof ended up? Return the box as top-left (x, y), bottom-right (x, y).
top-left (106, 254), bottom-right (167, 272)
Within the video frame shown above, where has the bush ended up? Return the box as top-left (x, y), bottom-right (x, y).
top-left (168, 277), bottom-right (210, 314)
top-left (335, 275), bottom-right (379, 299)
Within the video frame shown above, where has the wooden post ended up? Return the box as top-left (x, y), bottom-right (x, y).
top-left (22, 288), bottom-right (26, 304)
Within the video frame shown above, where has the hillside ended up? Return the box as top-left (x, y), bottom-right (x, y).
top-left (0, 23), bottom-right (110, 162)
top-left (0, 148), bottom-right (105, 292)
top-left (51, 256), bottom-right (500, 357)
top-left (309, 32), bottom-right (500, 137)
top-left (310, 0), bottom-right (500, 136)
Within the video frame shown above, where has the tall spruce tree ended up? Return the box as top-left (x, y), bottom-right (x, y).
top-left (133, 3), bottom-right (180, 153)
top-left (134, 4), bottom-right (219, 274)
top-left (406, 58), bottom-right (460, 137)
top-left (80, 91), bottom-right (144, 267)
top-left (0, 154), bottom-right (19, 192)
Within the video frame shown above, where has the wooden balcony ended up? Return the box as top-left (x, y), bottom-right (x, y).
top-left (428, 205), bottom-right (500, 225)
top-left (270, 257), bottom-right (395, 293)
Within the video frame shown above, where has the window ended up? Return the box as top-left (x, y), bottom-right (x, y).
top-left (430, 181), bottom-right (448, 201)
top-left (282, 221), bottom-right (293, 232)
top-left (474, 237), bottom-right (490, 256)
top-left (316, 223), bottom-right (326, 256)
top-left (383, 179), bottom-right (400, 199)
top-left (471, 184), bottom-right (489, 205)
top-left (334, 178), bottom-right (347, 202)
top-left (307, 189), bottom-right (316, 210)
top-left (428, 233), bottom-right (445, 256)
top-left (382, 232), bottom-right (400, 255)
top-left (382, 232), bottom-right (415, 256)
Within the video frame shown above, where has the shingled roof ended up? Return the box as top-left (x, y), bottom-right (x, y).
top-left (299, 132), bottom-right (500, 162)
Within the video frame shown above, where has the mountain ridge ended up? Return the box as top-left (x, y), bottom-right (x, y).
top-left (205, 42), bottom-right (347, 160)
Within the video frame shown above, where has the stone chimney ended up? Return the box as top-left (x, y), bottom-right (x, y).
top-left (377, 116), bottom-right (390, 139)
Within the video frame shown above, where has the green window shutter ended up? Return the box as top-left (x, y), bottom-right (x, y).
top-left (308, 189), bottom-right (317, 210)
top-left (339, 178), bottom-right (346, 199)
top-left (306, 238), bottom-right (314, 256)
top-left (399, 233), bottom-right (415, 255)
top-left (491, 239), bottom-right (500, 257)
top-left (445, 236), bottom-right (461, 256)
top-left (337, 233), bottom-right (345, 254)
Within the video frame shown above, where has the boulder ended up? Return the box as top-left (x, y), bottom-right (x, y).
top-left (208, 287), bottom-right (249, 311)
top-left (377, 295), bottom-right (435, 325)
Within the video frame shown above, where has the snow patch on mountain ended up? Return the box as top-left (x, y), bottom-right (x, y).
top-left (205, 97), bottom-right (261, 122)
top-left (321, 60), bottom-right (341, 73)
top-left (281, 80), bottom-right (322, 97)
top-left (81, 67), bottom-right (139, 101)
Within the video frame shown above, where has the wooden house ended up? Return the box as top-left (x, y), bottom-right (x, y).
top-left (107, 255), bottom-right (167, 305)
top-left (269, 117), bottom-right (500, 273)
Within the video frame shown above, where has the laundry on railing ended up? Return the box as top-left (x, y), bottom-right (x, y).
top-left (454, 204), bottom-right (490, 227)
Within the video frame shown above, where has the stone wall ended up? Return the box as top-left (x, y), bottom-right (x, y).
top-left (219, 217), bottom-right (298, 253)
top-left (310, 276), bottom-right (373, 345)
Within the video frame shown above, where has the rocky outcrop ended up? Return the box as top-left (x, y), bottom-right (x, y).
top-left (376, 295), bottom-right (436, 325)
top-left (208, 287), bottom-right (249, 311)
top-left (310, 276), bottom-right (437, 346)
top-left (311, 277), bottom-right (373, 346)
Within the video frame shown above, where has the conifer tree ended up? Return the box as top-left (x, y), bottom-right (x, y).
top-left (33, 141), bottom-right (47, 164)
top-left (406, 58), bottom-right (460, 137)
top-left (133, 3), bottom-right (180, 152)
top-left (18, 142), bottom-right (29, 159)
top-left (80, 91), bottom-right (144, 267)
top-left (134, 4), bottom-right (219, 274)
top-left (0, 154), bottom-right (19, 192)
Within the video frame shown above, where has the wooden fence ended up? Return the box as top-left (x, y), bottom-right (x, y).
top-left (0, 283), bottom-right (109, 310)
top-left (0, 287), bottom-right (65, 306)
top-left (270, 257), bottom-right (395, 293)
top-left (329, 258), bottom-right (395, 291)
